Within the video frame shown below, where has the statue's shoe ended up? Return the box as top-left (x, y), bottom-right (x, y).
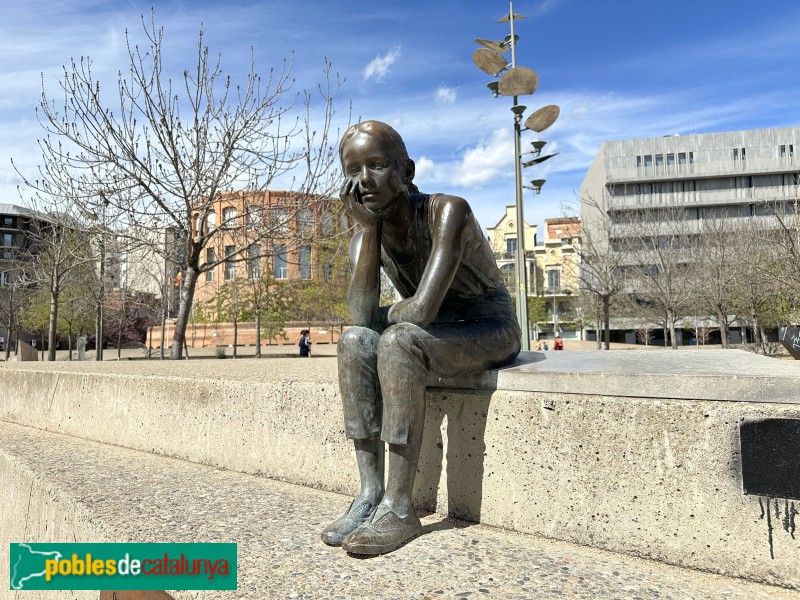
top-left (341, 508), bottom-right (422, 555)
top-left (320, 499), bottom-right (376, 546)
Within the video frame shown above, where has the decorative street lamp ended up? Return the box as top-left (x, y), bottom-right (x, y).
top-left (472, 2), bottom-right (560, 351)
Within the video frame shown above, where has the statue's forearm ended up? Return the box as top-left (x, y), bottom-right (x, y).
top-left (348, 226), bottom-right (382, 328)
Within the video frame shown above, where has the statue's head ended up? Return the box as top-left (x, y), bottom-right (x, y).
top-left (339, 121), bottom-right (418, 212)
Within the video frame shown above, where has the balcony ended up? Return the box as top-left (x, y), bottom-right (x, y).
top-left (607, 156), bottom-right (800, 183)
top-left (607, 186), bottom-right (798, 211)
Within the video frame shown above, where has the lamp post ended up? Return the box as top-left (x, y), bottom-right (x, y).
top-left (472, 2), bottom-right (560, 351)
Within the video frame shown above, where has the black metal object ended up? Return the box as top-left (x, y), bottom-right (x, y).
top-left (779, 326), bottom-right (800, 360)
top-left (740, 418), bottom-right (800, 500)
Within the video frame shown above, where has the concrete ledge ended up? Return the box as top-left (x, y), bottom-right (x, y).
top-left (434, 349), bottom-right (800, 403)
top-left (2, 351), bottom-right (800, 588)
top-left (1, 421), bottom-right (796, 599)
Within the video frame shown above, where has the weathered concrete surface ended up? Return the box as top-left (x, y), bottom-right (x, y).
top-left (1, 421), bottom-right (795, 600)
top-left (1, 351), bottom-right (800, 588)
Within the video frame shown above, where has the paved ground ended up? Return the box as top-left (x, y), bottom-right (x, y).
top-left (2, 421), bottom-right (798, 600)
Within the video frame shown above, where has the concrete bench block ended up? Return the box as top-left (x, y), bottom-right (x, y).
top-left (1, 350), bottom-right (799, 588)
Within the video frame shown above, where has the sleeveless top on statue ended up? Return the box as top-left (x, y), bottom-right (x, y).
top-left (380, 193), bottom-right (506, 308)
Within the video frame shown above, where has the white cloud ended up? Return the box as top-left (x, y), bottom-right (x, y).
top-left (435, 86), bottom-right (457, 105)
top-left (363, 47), bottom-right (401, 82)
top-left (413, 156), bottom-right (437, 184)
top-left (452, 128), bottom-right (514, 187)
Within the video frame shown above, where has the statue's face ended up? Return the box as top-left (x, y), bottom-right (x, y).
top-left (341, 132), bottom-right (407, 213)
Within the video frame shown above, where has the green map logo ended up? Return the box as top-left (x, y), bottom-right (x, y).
top-left (10, 543), bottom-right (63, 590)
top-left (9, 543), bottom-right (237, 591)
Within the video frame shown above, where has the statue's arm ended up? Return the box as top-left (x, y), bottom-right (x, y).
top-left (347, 227), bottom-right (384, 328)
top-left (387, 195), bottom-right (472, 327)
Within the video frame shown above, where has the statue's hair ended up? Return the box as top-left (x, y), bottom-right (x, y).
top-left (339, 120), bottom-right (420, 194)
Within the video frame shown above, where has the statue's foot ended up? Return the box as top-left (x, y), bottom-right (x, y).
top-left (341, 507), bottom-right (421, 555)
top-left (320, 498), bottom-right (377, 547)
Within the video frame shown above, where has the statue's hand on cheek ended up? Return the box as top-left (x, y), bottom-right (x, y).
top-left (341, 178), bottom-right (380, 230)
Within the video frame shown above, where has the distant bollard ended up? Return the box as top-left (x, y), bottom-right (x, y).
top-left (779, 326), bottom-right (800, 359)
top-left (77, 336), bottom-right (87, 361)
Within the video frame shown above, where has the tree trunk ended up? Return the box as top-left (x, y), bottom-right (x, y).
top-left (602, 295), bottom-right (611, 350)
top-left (95, 297), bottom-right (103, 361)
top-left (171, 266), bottom-right (199, 359)
top-left (668, 308), bottom-right (677, 349)
top-left (117, 317), bottom-right (123, 360)
top-left (233, 316), bottom-right (238, 359)
top-left (68, 327), bottom-right (73, 361)
top-left (750, 309), bottom-right (762, 354)
top-left (594, 318), bottom-right (601, 350)
top-left (5, 292), bottom-right (13, 361)
top-left (159, 308), bottom-right (167, 360)
top-left (717, 307), bottom-right (729, 349)
top-left (47, 287), bottom-right (59, 362)
top-left (255, 310), bottom-right (262, 358)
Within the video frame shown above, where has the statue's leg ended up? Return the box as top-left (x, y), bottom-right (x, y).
top-left (321, 326), bottom-right (384, 546)
top-left (342, 318), bottom-right (520, 555)
top-left (342, 323), bottom-right (426, 554)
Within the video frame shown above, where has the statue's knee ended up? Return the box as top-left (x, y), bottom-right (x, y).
top-left (378, 324), bottom-right (426, 367)
top-left (338, 326), bottom-right (379, 358)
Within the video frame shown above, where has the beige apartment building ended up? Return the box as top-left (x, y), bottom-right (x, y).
top-left (486, 206), bottom-right (582, 339)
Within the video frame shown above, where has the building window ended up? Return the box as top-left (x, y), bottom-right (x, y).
top-left (506, 237), bottom-right (517, 256)
top-left (2, 233), bottom-right (12, 247)
top-left (678, 152), bottom-right (686, 166)
top-left (643, 155), bottom-right (653, 170)
top-left (224, 245), bottom-right (235, 281)
top-left (779, 144), bottom-right (795, 158)
top-left (0, 272), bottom-right (6, 287)
top-left (666, 153), bottom-right (675, 170)
top-left (733, 148), bottom-right (738, 161)
top-left (299, 245), bottom-right (311, 280)
top-left (247, 244), bottom-right (261, 280)
top-left (222, 206), bottom-right (237, 228)
top-left (547, 270), bottom-right (560, 291)
top-left (297, 209), bottom-right (313, 235)
top-left (2, 217), bottom-right (13, 227)
top-left (206, 248), bottom-right (215, 281)
top-left (270, 207), bottom-right (289, 233)
top-left (245, 205), bottom-right (262, 229)
top-left (500, 263), bottom-right (515, 291)
top-left (274, 245), bottom-right (287, 279)
top-left (321, 212), bottom-right (334, 235)
top-left (323, 261), bottom-right (332, 282)
top-left (655, 154), bottom-right (664, 172)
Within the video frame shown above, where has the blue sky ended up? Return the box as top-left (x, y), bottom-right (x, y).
top-left (2, 0), bottom-right (800, 235)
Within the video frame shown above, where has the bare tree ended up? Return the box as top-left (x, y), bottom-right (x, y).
top-left (27, 13), bottom-right (343, 359)
top-left (620, 206), bottom-right (695, 349)
top-left (574, 196), bottom-right (627, 349)
top-left (690, 214), bottom-right (742, 348)
top-left (731, 215), bottom-right (791, 354)
top-left (0, 266), bottom-right (34, 360)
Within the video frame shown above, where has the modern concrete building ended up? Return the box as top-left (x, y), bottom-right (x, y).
top-left (0, 204), bottom-right (55, 350)
top-left (579, 125), bottom-right (800, 343)
top-left (581, 126), bottom-right (800, 239)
